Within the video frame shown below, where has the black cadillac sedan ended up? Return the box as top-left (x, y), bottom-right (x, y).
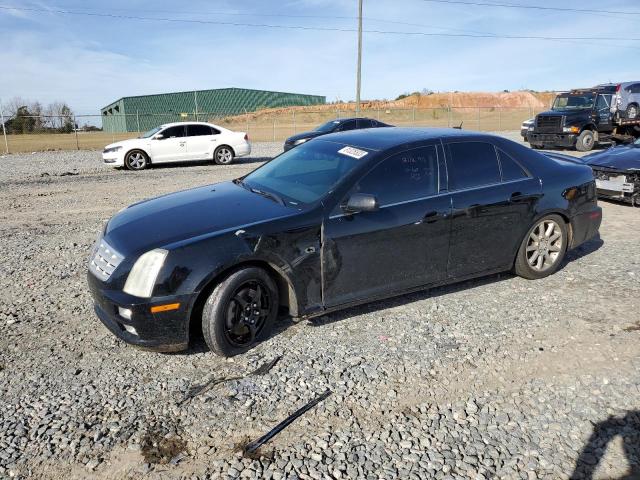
top-left (283, 117), bottom-right (391, 151)
top-left (88, 128), bottom-right (602, 356)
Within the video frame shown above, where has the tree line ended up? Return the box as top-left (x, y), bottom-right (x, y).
top-left (1, 98), bottom-right (79, 134)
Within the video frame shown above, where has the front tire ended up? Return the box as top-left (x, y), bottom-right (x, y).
top-left (125, 150), bottom-right (149, 170)
top-left (575, 130), bottom-right (595, 152)
top-left (214, 146), bottom-right (235, 165)
top-left (514, 215), bottom-right (567, 280)
top-left (202, 267), bottom-right (278, 357)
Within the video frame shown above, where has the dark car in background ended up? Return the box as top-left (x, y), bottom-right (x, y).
top-left (283, 117), bottom-right (391, 151)
top-left (88, 128), bottom-right (602, 357)
top-left (582, 138), bottom-right (640, 205)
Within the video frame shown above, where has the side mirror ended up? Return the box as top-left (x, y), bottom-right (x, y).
top-left (153, 134), bottom-right (164, 140)
top-left (342, 193), bottom-right (379, 214)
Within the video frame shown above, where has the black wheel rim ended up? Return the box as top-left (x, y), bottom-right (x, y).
top-left (223, 280), bottom-right (271, 347)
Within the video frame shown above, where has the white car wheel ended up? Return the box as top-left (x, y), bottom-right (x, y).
top-left (214, 146), bottom-right (234, 165)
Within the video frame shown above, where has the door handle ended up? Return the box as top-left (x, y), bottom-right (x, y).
top-left (416, 211), bottom-right (449, 224)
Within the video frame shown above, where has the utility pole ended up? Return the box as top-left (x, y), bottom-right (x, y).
top-left (0, 97), bottom-right (8, 154)
top-left (355, 0), bottom-right (363, 116)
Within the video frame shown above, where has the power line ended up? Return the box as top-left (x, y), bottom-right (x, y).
top-left (1, 5), bottom-right (639, 42)
top-left (420, 0), bottom-right (640, 16)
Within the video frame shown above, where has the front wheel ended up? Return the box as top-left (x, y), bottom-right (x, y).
top-left (514, 215), bottom-right (567, 280)
top-left (575, 130), bottom-right (595, 152)
top-left (125, 150), bottom-right (149, 170)
top-left (202, 267), bottom-right (278, 357)
top-left (214, 146), bottom-right (235, 165)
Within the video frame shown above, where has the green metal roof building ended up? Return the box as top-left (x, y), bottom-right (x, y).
top-left (101, 87), bottom-right (326, 133)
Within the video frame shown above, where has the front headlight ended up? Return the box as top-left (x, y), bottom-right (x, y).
top-left (103, 146), bottom-right (123, 154)
top-left (293, 138), bottom-right (308, 146)
top-left (123, 249), bottom-right (168, 298)
top-left (563, 126), bottom-right (580, 134)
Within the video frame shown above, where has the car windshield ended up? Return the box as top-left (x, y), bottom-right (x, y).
top-left (552, 94), bottom-right (595, 111)
top-left (314, 120), bottom-right (341, 133)
top-left (241, 140), bottom-right (368, 206)
top-left (139, 126), bottom-right (163, 138)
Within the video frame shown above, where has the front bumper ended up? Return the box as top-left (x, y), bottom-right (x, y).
top-left (87, 272), bottom-right (193, 352)
top-left (102, 151), bottom-right (125, 167)
top-left (527, 133), bottom-right (577, 148)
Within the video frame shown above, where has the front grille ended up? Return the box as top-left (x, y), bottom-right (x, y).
top-left (89, 239), bottom-right (124, 281)
top-left (535, 115), bottom-right (563, 133)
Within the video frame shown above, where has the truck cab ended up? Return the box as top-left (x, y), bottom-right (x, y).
top-left (527, 88), bottom-right (615, 152)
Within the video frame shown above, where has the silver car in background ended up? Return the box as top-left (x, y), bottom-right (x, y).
top-left (610, 81), bottom-right (640, 120)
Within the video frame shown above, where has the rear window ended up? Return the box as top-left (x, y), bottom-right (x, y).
top-left (446, 142), bottom-right (501, 190)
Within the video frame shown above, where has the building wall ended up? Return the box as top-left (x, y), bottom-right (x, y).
top-left (100, 88), bottom-right (325, 132)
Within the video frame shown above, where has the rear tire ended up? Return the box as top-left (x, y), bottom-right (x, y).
top-left (514, 214), bottom-right (568, 280)
top-left (575, 130), bottom-right (595, 152)
top-left (626, 103), bottom-right (638, 120)
top-left (125, 150), bottom-right (149, 170)
top-left (214, 146), bottom-right (235, 165)
top-left (202, 267), bottom-right (278, 357)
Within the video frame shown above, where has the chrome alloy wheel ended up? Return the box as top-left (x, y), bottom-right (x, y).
top-left (216, 147), bottom-right (233, 164)
top-left (127, 152), bottom-right (146, 169)
top-left (526, 219), bottom-right (563, 272)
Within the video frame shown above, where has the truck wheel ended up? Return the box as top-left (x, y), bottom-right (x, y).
top-left (202, 267), bottom-right (279, 357)
top-left (626, 103), bottom-right (638, 119)
top-left (575, 130), bottom-right (595, 152)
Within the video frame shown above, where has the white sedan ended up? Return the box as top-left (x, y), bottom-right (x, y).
top-left (102, 122), bottom-right (251, 170)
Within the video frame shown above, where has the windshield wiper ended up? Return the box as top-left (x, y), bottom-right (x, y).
top-left (250, 187), bottom-right (286, 206)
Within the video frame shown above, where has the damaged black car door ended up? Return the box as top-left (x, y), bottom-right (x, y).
top-left (322, 142), bottom-right (451, 308)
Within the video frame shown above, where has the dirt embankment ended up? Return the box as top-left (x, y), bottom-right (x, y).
top-left (232, 91), bottom-right (556, 121)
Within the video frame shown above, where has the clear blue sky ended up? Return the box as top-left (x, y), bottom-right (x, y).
top-left (1, 0), bottom-right (639, 114)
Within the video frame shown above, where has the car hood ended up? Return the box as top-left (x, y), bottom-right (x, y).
top-left (104, 181), bottom-right (295, 256)
top-left (583, 145), bottom-right (640, 170)
top-left (285, 131), bottom-right (325, 143)
top-left (104, 138), bottom-right (143, 150)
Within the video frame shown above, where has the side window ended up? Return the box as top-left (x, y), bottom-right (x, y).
top-left (497, 149), bottom-right (529, 181)
top-left (338, 120), bottom-right (357, 131)
top-left (355, 119), bottom-right (373, 129)
top-left (632, 84), bottom-right (640, 94)
top-left (446, 142), bottom-right (500, 190)
top-left (596, 95), bottom-right (610, 110)
top-left (161, 125), bottom-right (185, 138)
top-left (187, 124), bottom-right (213, 136)
top-left (355, 146), bottom-right (439, 206)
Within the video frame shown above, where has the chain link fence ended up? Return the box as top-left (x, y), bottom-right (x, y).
top-left (0, 106), bottom-right (544, 154)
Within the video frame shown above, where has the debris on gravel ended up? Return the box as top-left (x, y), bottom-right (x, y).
top-left (0, 137), bottom-right (638, 479)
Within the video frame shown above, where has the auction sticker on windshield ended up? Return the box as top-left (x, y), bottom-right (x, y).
top-left (338, 146), bottom-right (368, 159)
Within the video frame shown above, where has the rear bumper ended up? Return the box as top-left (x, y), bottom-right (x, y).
top-left (87, 272), bottom-right (193, 352)
top-left (570, 207), bottom-right (602, 249)
top-left (234, 142), bottom-right (251, 157)
top-left (528, 133), bottom-right (576, 148)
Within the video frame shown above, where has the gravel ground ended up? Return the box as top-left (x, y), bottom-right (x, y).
top-left (1, 134), bottom-right (639, 480)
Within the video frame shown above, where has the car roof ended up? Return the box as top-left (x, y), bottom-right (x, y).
top-left (318, 127), bottom-right (492, 151)
top-left (159, 121), bottom-right (220, 129)
top-left (333, 117), bottom-right (379, 122)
